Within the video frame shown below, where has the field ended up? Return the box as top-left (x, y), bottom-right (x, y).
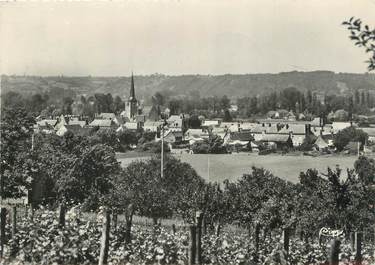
top-left (117, 153), bottom-right (359, 183)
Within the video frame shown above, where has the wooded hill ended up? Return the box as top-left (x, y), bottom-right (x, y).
top-left (2, 71), bottom-right (375, 102)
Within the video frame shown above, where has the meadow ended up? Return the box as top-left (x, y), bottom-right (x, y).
top-left (117, 153), bottom-right (359, 183)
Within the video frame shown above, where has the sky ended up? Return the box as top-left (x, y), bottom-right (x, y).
top-left (1, 0), bottom-right (375, 76)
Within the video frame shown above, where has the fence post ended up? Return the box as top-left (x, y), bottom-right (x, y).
top-left (0, 208), bottom-right (7, 258)
top-left (98, 208), bottom-right (111, 265)
top-left (329, 238), bottom-right (340, 265)
top-left (282, 227), bottom-right (290, 256)
top-left (355, 231), bottom-right (362, 265)
top-left (11, 206), bottom-right (16, 238)
top-left (195, 211), bottom-right (203, 265)
top-left (189, 225), bottom-right (196, 265)
top-left (172, 224), bottom-right (176, 235)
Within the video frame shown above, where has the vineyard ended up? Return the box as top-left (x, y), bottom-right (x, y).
top-left (1, 108), bottom-right (375, 264)
top-left (1, 206), bottom-right (375, 265)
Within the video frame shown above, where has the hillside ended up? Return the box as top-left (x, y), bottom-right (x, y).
top-left (2, 71), bottom-right (375, 102)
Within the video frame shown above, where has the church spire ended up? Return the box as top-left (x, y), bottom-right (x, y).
top-left (130, 72), bottom-right (136, 100)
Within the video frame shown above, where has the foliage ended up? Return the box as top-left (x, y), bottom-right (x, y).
top-left (333, 127), bottom-right (368, 151)
top-left (4, 210), bottom-right (374, 265)
top-left (343, 17), bottom-right (375, 71)
top-left (0, 107), bottom-right (35, 197)
top-left (354, 155), bottom-right (375, 185)
top-left (137, 140), bottom-right (170, 154)
top-left (191, 135), bottom-right (227, 154)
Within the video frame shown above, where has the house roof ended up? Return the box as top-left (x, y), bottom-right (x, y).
top-left (278, 124), bottom-right (307, 135)
top-left (168, 115), bottom-right (182, 121)
top-left (185, 129), bottom-right (210, 139)
top-left (124, 122), bottom-right (138, 130)
top-left (37, 119), bottom-right (57, 127)
top-left (203, 120), bottom-right (220, 127)
top-left (89, 119), bottom-right (116, 127)
top-left (332, 122), bottom-right (356, 133)
top-left (98, 113), bottom-right (116, 120)
top-left (260, 134), bottom-right (291, 143)
top-left (230, 131), bottom-right (253, 141)
top-left (68, 120), bottom-right (87, 127)
top-left (314, 135), bottom-right (329, 149)
top-left (358, 127), bottom-right (375, 136)
top-left (251, 124), bottom-right (279, 134)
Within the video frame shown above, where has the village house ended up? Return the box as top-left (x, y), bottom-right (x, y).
top-left (89, 119), bottom-right (118, 129)
top-left (143, 121), bottom-right (164, 132)
top-left (358, 127), bottom-right (375, 143)
top-left (68, 119), bottom-right (87, 127)
top-left (332, 121), bottom-right (355, 134)
top-left (56, 124), bottom-right (90, 137)
top-left (314, 135), bottom-right (331, 151)
top-left (202, 120), bottom-right (221, 128)
top-left (167, 114), bottom-right (185, 129)
top-left (35, 119), bottom-right (58, 134)
top-left (184, 128), bottom-right (210, 145)
top-left (160, 129), bottom-right (184, 144)
top-left (277, 124), bottom-right (314, 147)
top-left (250, 123), bottom-right (281, 141)
top-left (259, 134), bottom-right (293, 150)
top-left (226, 130), bottom-right (254, 152)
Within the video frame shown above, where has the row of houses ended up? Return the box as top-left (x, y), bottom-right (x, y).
top-left (35, 112), bottom-right (375, 153)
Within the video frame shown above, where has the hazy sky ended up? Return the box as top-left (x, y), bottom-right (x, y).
top-left (1, 0), bottom-right (375, 76)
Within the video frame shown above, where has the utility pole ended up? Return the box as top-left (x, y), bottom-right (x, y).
top-left (161, 124), bottom-right (164, 179)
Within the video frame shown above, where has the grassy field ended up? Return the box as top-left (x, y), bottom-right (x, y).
top-left (117, 153), bottom-right (359, 183)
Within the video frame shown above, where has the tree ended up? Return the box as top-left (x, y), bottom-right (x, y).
top-left (152, 92), bottom-right (165, 106)
top-left (354, 156), bottom-right (375, 185)
top-left (191, 135), bottom-right (227, 154)
top-left (114, 156), bottom-right (206, 228)
top-left (0, 107), bottom-right (35, 197)
top-left (333, 127), bottom-right (368, 151)
top-left (113, 96), bottom-right (124, 114)
top-left (188, 114), bottom-right (202, 129)
top-left (343, 17), bottom-right (375, 71)
top-left (223, 109), bottom-right (233, 122)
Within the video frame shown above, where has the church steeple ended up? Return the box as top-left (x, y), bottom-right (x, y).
top-left (130, 72), bottom-right (136, 101)
top-left (126, 72), bottom-right (138, 120)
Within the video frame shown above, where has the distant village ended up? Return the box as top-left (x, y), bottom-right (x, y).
top-left (33, 74), bottom-right (375, 156)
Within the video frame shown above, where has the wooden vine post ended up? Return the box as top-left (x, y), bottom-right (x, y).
top-left (354, 231), bottom-right (362, 265)
top-left (329, 238), bottom-right (340, 265)
top-left (98, 207), bottom-right (111, 265)
top-left (0, 208), bottom-right (6, 258)
top-left (11, 206), bottom-right (16, 239)
top-left (253, 222), bottom-right (261, 262)
top-left (58, 202), bottom-right (66, 228)
top-left (195, 211), bottom-right (203, 265)
top-left (282, 227), bottom-right (290, 256)
top-left (188, 224), bottom-right (197, 265)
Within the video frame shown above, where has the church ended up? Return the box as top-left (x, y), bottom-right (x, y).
top-left (123, 73), bottom-right (142, 122)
